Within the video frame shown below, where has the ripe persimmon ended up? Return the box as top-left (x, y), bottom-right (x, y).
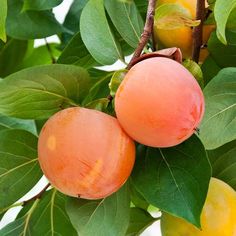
top-left (115, 57), bottom-right (204, 148)
top-left (161, 178), bottom-right (236, 235)
top-left (38, 107), bottom-right (135, 199)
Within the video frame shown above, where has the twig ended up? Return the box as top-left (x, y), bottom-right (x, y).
top-left (23, 183), bottom-right (50, 206)
top-left (44, 38), bottom-right (56, 64)
top-left (192, 0), bottom-right (205, 62)
top-left (127, 0), bottom-right (157, 69)
top-left (152, 30), bottom-right (157, 52)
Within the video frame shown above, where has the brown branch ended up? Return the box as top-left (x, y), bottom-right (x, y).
top-left (23, 183), bottom-right (50, 206)
top-left (44, 38), bottom-right (56, 64)
top-left (192, 0), bottom-right (205, 63)
top-left (127, 0), bottom-right (157, 70)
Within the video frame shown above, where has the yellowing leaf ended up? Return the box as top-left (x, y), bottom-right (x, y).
top-left (155, 3), bottom-right (200, 30)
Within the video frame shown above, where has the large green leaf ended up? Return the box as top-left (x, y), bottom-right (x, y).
top-left (66, 184), bottom-right (130, 236)
top-left (104, 0), bottom-right (143, 48)
top-left (214, 0), bottom-right (236, 44)
top-left (126, 208), bottom-right (155, 236)
top-left (131, 135), bottom-right (211, 227)
top-left (200, 68), bottom-right (236, 149)
top-left (0, 129), bottom-right (42, 211)
top-left (0, 64), bottom-right (90, 119)
top-left (6, 0), bottom-right (63, 40)
top-left (208, 30), bottom-right (236, 68)
top-left (80, 0), bottom-right (123, 65)
top-left (0, 114), bottom-right (36, 134)
top-left (23, 0), bottom-right (63, 11)
top-left (0, 0), bottom-right (7, 42)
top-left (208, 140), bottom-right (236, 190)
top-left (1, 189), bottom-right (77, 236)
top-left (0, 39), bottom-right (28, 77)
top-left (58, 32), bottom-right (96, 69)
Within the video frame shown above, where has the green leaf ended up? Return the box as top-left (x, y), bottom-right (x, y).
top-left (1, 190), bottom-right (77, 236)
top-left (83, 71), bottom-right (113, 105)
top-left (200, 68), bottom-right (236, 149)
top-left (6, 0), bottom-right (63, 40)
top-left (58, 32), bottom-right (97, 69)
top-left (19, 43), bottom-right (61, 69)
top-left (214, 0), bottom-right (236, 44)
top-left (183, 59), bottom-right (204, 88)
top-left (134, 0), bottom-right (147, 13)
top-left (66, 184), bottom-right (130, 236)
top-left (60, 0), bottom-right (88, 46)
top-left (201, 56), bottom-right (221, 85)
top-left (23, 0), bottom-right (63, 11)
top-left (0, 215), bottom-right (27, 235)
top-left (227, 7), bottom-right (236, 28)
top-left (0, 0), bottom-right (7, 42)
top-left (0, 129), bottom-right (42, 211)
top-left (0, 114), bottom-right (36, 134)
top-left (80, 0), bottom-right (124, 65)
top-left (0, 39), bottom-right (28, 77)
top-left (126, 208), bottom-right (155, 236)
top-left (63, 0), bottom-right (88, 33)
top-left (109, 70), bottom-right (127, 97)
top-left (208, 140), bottom-right (236, 190)
top-left (208, 30), bottom-right (236, 68)
top-left (85, 98), bottom-right (110, 112)
top-left (0, 64), bottom-right (90, 119)
top-left (131, 135), bottom-right (211, 227)
top-left (104, 0), bottom-right (144, 48)
top-left (154, 3), bottom-right (200, 30)
top-left (130, 182), bottom-right (149, 210)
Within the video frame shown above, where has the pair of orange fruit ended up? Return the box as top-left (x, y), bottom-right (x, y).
top-left (38, 57), bottom-right (204, 199)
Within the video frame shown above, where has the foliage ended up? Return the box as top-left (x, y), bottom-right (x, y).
top-left (0, 0), bottom-right (236, 235)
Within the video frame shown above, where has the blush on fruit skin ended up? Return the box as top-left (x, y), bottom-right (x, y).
top-left (115, 57), bottom-right (205, 148)
top-left (38, 107), bottom-right (135, 199)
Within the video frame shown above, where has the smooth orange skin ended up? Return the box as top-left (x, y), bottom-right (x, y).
top-left (154, 0), bottom-right (215, 59)
top-left (38, 107), bottom-right (135, 199)
top-left (115, 57), bottom-right (204, 148)
top-left (161, 178), bottom-right (236, 236)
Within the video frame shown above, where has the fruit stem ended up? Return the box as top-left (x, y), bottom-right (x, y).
top-left (192, 0), bottom-right (205, 63)
top-left (127, 0), bottom-right (157, 70)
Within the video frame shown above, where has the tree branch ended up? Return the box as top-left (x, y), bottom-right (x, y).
top-left (192, 0), bottom-right (205, 63)
top-left (44, 38), bottom-right (56, 64)
top-left (23, 183), bottom-right (50, 206)
top-left (127, 0), bottom-right (157, 70)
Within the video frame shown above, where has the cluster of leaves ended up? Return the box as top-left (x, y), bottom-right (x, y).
top-left (0, 0), bottom-right (236, 235)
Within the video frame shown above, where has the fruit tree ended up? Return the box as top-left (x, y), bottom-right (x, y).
top-left (0, 0), bottom-right (236, 235)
